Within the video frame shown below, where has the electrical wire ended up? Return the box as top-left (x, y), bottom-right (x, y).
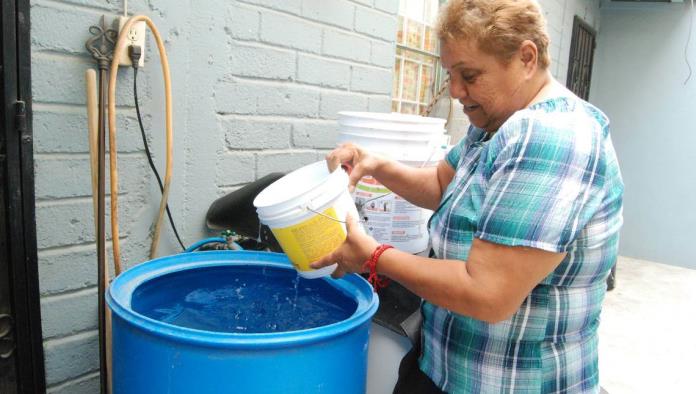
top-left (685, 0), bottom-right (694, 85)
top-left (133, 67), bottom-right (186, 251)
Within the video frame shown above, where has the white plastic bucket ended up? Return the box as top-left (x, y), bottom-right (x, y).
top-left (337, 112), bottom-right (448, 254)
top-left (337, 111), bottom-right (448, 163)
top-left (253, 161), bottom-right (359, 279)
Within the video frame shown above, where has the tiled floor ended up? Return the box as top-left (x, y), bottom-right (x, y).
top-left (598, 256), bottom-right (696, 393)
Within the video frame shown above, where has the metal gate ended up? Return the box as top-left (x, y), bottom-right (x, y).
top-left (566, 16), bottom-right (597, 100)
top-left (1, 0), bottom-right (45, 392)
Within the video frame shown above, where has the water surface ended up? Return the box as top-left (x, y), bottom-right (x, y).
top-left (131, 265), bottom-right (357, 333)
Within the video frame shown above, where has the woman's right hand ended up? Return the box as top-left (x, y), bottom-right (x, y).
top-left (325, 143), bottom-right (387, 191)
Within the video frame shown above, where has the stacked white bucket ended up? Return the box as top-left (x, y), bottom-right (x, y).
top-left (337, 111), bottom-right (448, 254)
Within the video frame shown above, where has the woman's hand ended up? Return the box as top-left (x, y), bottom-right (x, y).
top-left (310, 214), bottom-right (380, 279)
top-left (325, 143), bottom-right (387, 191)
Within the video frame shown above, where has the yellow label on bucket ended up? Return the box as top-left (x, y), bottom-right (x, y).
top-left (270, 207), bottom-right (346, 272)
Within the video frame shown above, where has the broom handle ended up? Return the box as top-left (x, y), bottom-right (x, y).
top-left (86, 70), bottom-right (98, 233)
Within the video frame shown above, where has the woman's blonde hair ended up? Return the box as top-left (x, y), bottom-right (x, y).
top-left (436, 0), bottom-right (551, 69)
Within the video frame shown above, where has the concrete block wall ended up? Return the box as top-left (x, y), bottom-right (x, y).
top-left (32, 0), bottom-right (397, 391)
top-left (538, 0), bottom-right (601, 84)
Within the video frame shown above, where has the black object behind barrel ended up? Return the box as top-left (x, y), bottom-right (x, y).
top-left (205, 172), bottom-right (285, 239)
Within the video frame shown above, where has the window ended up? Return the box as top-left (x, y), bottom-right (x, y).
top-left (392, 0), bottom-right (444, 115)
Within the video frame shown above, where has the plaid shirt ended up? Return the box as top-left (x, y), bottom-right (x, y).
top-left (422, 95), bottom-right (624, 393)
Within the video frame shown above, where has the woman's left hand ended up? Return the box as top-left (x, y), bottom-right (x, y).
top-left (311, 215), bottom-right (380, 279)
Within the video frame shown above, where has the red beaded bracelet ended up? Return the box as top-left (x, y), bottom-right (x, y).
top-left (362, 244), bottom-right (393, 291)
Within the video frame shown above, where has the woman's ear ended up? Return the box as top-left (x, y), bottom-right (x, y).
top-left (518, 40), bottom-right (539, 77)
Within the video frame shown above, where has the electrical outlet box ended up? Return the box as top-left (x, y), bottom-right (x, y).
top-left (117, 16), bottom-right (146, 67)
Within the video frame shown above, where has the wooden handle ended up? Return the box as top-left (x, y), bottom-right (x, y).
top-left (86, 69), bottom-right (99, 233)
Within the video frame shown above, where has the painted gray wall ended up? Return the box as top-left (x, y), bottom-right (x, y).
top-left (32, 0), bottom-right (398, 391)
top-left (590, 1), bottom-right (696, 269)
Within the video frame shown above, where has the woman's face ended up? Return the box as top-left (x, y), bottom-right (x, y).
top-left (440, 39), bottom-right (530, 132)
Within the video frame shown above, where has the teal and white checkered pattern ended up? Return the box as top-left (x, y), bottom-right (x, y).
top-left (422, 95), bottom-right (624, 393)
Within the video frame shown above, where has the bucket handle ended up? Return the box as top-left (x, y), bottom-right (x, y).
top-left (302, 205), bottom-right (368, 225)
top-left (303, 206), bottom-right (348, 224)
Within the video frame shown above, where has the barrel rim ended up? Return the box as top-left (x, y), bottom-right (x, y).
top-left (107, 250), bottom-right (379, 349)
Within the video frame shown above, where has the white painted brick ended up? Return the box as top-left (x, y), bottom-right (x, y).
top-left (215, 80), bottom-right (258, 114)
top-left (371, 40), bottom-right (396, 68)
top-left (35, 155), bottom-right (149, 200)
top-left (319, 91), bottom-right (368, 119)
top-left (558, 62), bottom-right (569, 85)
top-left (44, 331), bottom-right (98, 386)
top-left (292, 120), bottom-right (339, 149)
top-left (239, 0), bottom-right (302, 14)
top-left (355, 7), bottom-right (397, 41)
top-left (257, 151), bottom-right (319, 176)
top-left (548, 24), bottom-right (563, 50)
top-left (226, 4), bottom-right (260, 40)
top-left (374, 0), bottom-right (399, 15)
top-left (117, 238), bottom-right (152, 271)
top-left (41, 0), bottom-right (115, 11)
top-left (368, 95), bottom-right (392, 112)
top-left (220, 117), bottom-right (292, 149)
top-left (260, 13), bottom-right (322, 53)
top-left (35, 157), bottom-right (92, 199)
top-left (33, 109), bottom-right (145, 154)
top-left (36, 201), bottom-right (95, 249)
top-left (31, 4), bottom-right (103, 54)
top-left (38, 247), bottom-right (97, 295)
top-left (35, 195), bottom-right (141, 249)
top-left (322, 29), bottom-right (371, 63)
top-left (216, 152), bottom-right (256, 186)
top-left (351, 65), bottom-right (392, 94)
top-left (41, 288), bottom-right (97, 339)
top-left (257, 84), bottom-right (320, 116)
top-left (47, 372), bottom-right (99, 394)
top-left (32, 54), bottom-right (134, 106)
top-left (540, 0), bottom-right (564, 32)
top-left (301, 0), bottom-right (355, 30)
top-left (297, 54), bottom-right (351, 89)
top-left (229, 43), bottom-right (296, 80)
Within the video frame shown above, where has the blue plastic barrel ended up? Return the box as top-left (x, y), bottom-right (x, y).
top-left (107, 251), bottom-right (379, 394)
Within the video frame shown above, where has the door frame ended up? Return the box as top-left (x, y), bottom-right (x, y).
top-left (1, 0), bottom-right (45, 392)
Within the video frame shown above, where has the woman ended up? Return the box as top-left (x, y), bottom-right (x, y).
top-left (313, 0), bottom-right (623, 393)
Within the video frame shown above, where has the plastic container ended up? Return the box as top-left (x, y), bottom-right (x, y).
top-left (337, 111), bottom-right (448, 163)
top-left (253, 161), bottom-right (359, 278)
top-left (337, 112), bottom-right (448, 254)
top-left (106, 250), bottom-right (379, 394)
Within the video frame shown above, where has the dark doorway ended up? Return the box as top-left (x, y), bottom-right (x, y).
top-left (566, 16), bottom-right (597, 100)
top-left (1, 0), bottom-right (45, 393)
